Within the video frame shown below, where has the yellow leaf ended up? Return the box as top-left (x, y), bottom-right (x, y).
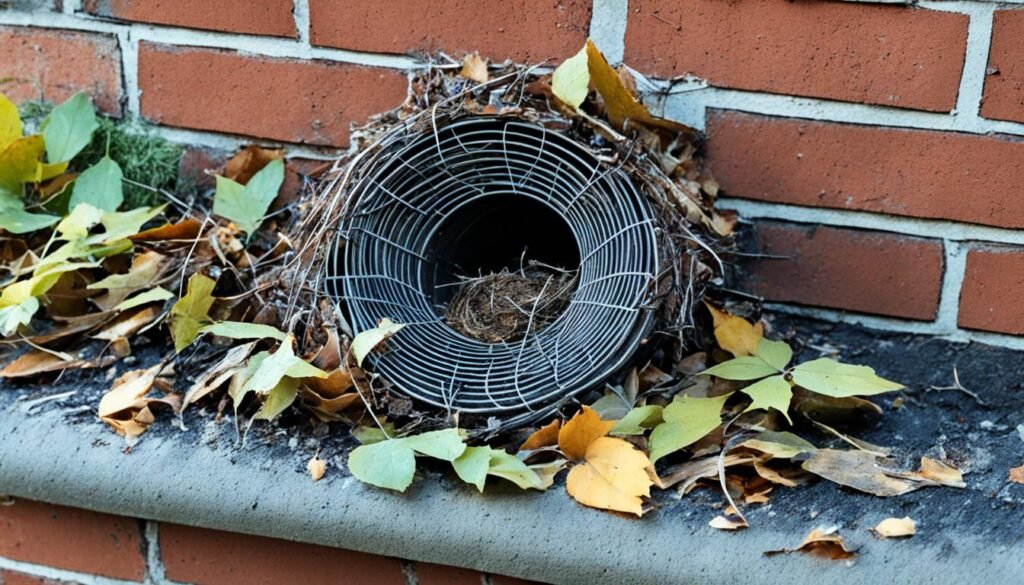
top-left (35, 160), bottom-right (69, 183)
top-left (459, 52), bottom-right (489, 84)
top-left (519, 418), bottom-right (561, 451)
top-left (557, 405), bottom-right (615, 461)
top-left (0, 135), bottom-right (45, 187)
top-left (0, 93), bottom-right (21, 149)
top-left (584, 39), bottom-right (693, 136)
top-left (872, 516), bottom-right (916, 538)
top-left (565, 436), bottom-right (653, 517)
top-left (705, 302), bottom-right (763, 356)
top-left (551, 43), bottom-right (590, 108)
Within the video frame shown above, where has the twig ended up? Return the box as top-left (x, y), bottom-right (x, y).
top-left (928, 366), bottom-right (985, 406)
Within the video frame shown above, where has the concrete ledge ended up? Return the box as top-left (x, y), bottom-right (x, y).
top-left (0, 404), bottom-right (1019, 584)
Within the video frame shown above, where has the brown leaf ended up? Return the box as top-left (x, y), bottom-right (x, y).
top-left (459, 52), bottom-right (489, 84)
top-left (99, 363), bottom-right (179, 438)
top-left (520, 418), bottom-right (562, 451)
top-left (130, 217), bottom-right (203, 242)
top-left (753, 460), bottom-right (812, 488)
top-left (307, 454), bottom-right (327, 481)
top-left (0, 350), bottom-right (92, 378)
top-left (93, 306), bottom-right (160, 342)
top-left (1010, 464), bottom-right (1024, 484)
top-left (659, 454), bottom-right (759, 493)
top-left (182, 342), bottom-right (256, 410)
top-left (225, 145), bottom-right (283, 185)
top-left (558, 406), bottom-right (615, 461)
top-left (802, 449), bottom-right (920, 497)
top-left (918, 457), bottom-right (966, 488)
top-left (872, 516), bottom-right (916, 539)
top-left (766, 527), bottom-right (858, 560)
top-left (709, 508), bottom-right (748, 531)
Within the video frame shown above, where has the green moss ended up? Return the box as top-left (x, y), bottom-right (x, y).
top-left (74, 116), bottom-right (185, 208)
top-left (18, 100), bottom-right (185, 209)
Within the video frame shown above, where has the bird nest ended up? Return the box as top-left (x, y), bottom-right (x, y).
top-left (285, 53), bottom-right (735, 431)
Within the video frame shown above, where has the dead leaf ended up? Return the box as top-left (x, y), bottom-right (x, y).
top-left (90, 251), bottom-right (167, 311)
top-left (753, 460), bottom-right (812, 488)
top-left (810, 419), bottom-right (891, 457)
top-left (459, 52), bottom-right (489, 84)
top-left (709, 508), bottom-right (748, 531)
top-left (182, 342), bottom-right (256, 409)
top-left (130, 217), bottom-right (203, 242)
top-left (918, 457), bottom-right (966, 488)
top-left (520, 418), bottom-right (562, 451)
top-left (558, 406), bottom-right (615, 461)
top-left (1010, 464), bottom-right (1024, 484)
top-left (565, 436), bottom-right (654, 517)
top-left (0, 350), bottom-right (92, 378)
top-left (308, 454), bottom-right (327, 481)
top-left (99, 363), bottom-right (179, 438)
top-left (802, 449), bottom-right (920, 497)
top-left (744, 488), bottom-right (772, 505)
top-left (660, 454), bottom-right (759, 493)
top-left (225, 145), bottom-right (283, 185)
top-left (705, 303), bottom-right (763, 357)
top-left (872, 517), bottom-right (916, 538)
top-left (766, 527), bottom-right (858, 561)
top-left (93, 306), bottom-right (160, 342)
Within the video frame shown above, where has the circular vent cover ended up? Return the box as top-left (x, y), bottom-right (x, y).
top-left (330, 117), bottom-right (660, 420)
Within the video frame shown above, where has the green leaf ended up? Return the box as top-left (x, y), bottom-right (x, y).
top-left (91, 204), bottom-right (165, 244)
top-left (791, 358), bottom-right (903, 398)
top-left (199, 321), bottom-right (288, 342)
top-left (0, 93), bottom-right (21, 149)
top-left (350, 318), bottom-right (405, 366)
top-left (486, 450), bottom-right (545, 490)
top-left (253, 376), bottom-right (298, 421)
top-left (348, 439), bottom-right (417, 492)
top-left (169, 273), bottom-right (216, 352)
top-left (741, 375), bottom-right (794, 424)
top-left (114, 287), bottom-right (174, 312)
top-left (0, 201), bottom-right (58, 234)
top-left (0, 296), bottom-right (38, 336)
top-left (756, 338), bottom-right (792, 370)
top-left (452, 446), bottom-right (545, 492)
top-left (701, 356), bottom-right (779, 381)
top-left (241, 333), bottom-right (327, 396)
top-left (352, 423), bottom-right (396, 445)
top-left (403, 428), bottom-right (466, 461)
top-left (41, 92), bottom-right (98, 163)
top-left (212, 158), bottom-right (284, 235)
top-left (229, 351), bottom-right (269, 408)
top-left (649, 393), bottom-right (731, 464)
top-left (610, 404), bottom-right (663, 436)
top-left (739, 430), bottom-right (817, 459)
top-left (552, 43), bottom-right (589, 108)
top-left (70, 156), bottom-right (123, 211)
top-left (452, 446), bottom-right (492, 492)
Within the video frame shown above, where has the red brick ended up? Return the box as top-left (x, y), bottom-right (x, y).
top-left (137, 43), bottom-right (406, 147)
top-left (981, 10), bottom-right (1024, 123)
top-left (0, 26), bottom-right (123, 114)
top-left (416, 563), bottom-right (482, 585)
top-left (1, 570), bottom-right (75, 585)
top-left (625, 0), bottom-right (967, 112)
top-left (707, 110), bottom-right (1024, 229)
top-left (958, 247), bottom-right (1024, 334)
top-left (743, 223), bottom-right (943, 320)
top-left (308, 0), bottom-right (590, 62)
top-left (159, 523), bottom-right (405, 585)
top-left (0, 499), bottom-right (145, 581)
top-left (85, 0), bottom-right (296, 37)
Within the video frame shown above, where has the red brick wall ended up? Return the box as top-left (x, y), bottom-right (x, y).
top-left (1, 0), bottom-right (1022, 347)
top-left (0, 498), bottom-right (541, 585)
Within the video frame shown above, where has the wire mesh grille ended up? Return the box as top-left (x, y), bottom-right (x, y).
top-left (328, 117), bottom-right (661, 420)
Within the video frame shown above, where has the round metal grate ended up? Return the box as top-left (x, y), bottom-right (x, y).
top-left (328, 117), bottom-right (661, 420)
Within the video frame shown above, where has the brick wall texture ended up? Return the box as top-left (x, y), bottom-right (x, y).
top-left (0, 498), bottom-right (542, 585)
top-left (0, 1), bottom-right (1021, 337)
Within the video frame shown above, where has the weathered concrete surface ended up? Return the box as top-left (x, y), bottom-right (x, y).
top-left (1, 316), bottom-right (1023, 584)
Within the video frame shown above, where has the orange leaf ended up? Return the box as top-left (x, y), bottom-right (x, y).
top-left (557, 406), bottom-right (615, 461)
top-left (1009, 464), bottom-right (1024, 484)
top-left (519, 418), bottom-right (561, 451)
top-left (705, 302), bottom-right (763, 357)
top-left (565, 436), bottom-right (654, 517)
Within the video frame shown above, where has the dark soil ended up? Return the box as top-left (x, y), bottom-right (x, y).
top-left (1, 314), bottom-right (1022, 545)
